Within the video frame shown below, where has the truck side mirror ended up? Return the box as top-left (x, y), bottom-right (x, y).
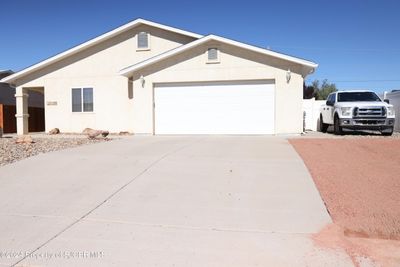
top-left (384, 99), bottom-right (390, 104)
top-left (326, 100), bottom-right (333, 106)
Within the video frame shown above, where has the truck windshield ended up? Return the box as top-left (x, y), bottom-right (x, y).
top-left (337, 92), bottom-right (381, 102)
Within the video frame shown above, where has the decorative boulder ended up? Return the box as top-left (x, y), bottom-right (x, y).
top-left (82, 128), bottom-right (94, 134)
top-left (83, 128), bottom-right (109, 139)
top-left (49, 128), bottom-right (60, 135)
top-left (87, 129), bottom-right (103, 139)
top-left (15, 135), bottom-right (34, 144)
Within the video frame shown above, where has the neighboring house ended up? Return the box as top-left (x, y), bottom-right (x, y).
top-left (1, 18), bottom-right (317, 135)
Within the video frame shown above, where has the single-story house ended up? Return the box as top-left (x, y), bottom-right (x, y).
top-left (1, 18), bottom-right (317, 135)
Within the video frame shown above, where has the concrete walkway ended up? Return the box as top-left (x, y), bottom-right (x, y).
top-left (0, 136), bottom-right (352, 266)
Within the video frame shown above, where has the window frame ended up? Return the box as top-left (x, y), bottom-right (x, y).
top-left (136, 31), bottom-right (151, 51)
top-left (71, 87), bottom-right (94, 113)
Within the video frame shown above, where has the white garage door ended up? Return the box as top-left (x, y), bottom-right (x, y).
top-left (154, 82), bottom-right (275, 134)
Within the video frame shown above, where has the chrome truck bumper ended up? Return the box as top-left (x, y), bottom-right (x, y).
top-left (339, 117), bottom-right (395, 129)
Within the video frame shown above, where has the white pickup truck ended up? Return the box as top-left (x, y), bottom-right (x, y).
top-left (319, 90), bottom-right (396, 135)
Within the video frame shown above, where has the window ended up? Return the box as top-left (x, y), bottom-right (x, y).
top-left (72, 88), bottom-right (82, 112)
top-left (83, 88), bottom-right (94, 111)
top-left (72, 88), bottom-right (93, 112)
top-left (338, 92), bottom-right (381, 102)
top-left (137, 32), bottom-right (149, 49)
top-left (327, 93), bottom-right (334, 103)
top-left (207, 48), bottom-right (219, 62)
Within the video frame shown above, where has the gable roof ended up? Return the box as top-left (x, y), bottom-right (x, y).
top-left (119, 35), bottom-right (318, 77)
top-left (1, 18), bottom-right (202, 84)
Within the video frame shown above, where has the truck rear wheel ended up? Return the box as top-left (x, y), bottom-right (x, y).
top-left (334, 115), bottom-right (343, 135)
top-left (319, 115), bottom-right (328, 133)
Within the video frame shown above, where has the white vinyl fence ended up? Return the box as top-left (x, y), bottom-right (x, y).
top-left (384, 91), bottom-right (400, 132)
top-left (302, 98), bottom-right (325, 131)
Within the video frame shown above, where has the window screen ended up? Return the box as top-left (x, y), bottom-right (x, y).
top-left (137, 32), bottom-right (149, 49)
top-left (72, 88), bottom-right (82, 112)
top-left (83, 88), bottom-right (94, 112)
top-left (72, 88), bottom-right (93, 112)
top-left (208, 48), bottom-right (218, 61)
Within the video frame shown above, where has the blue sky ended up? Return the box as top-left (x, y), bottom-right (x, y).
top-left (1, 0), bottom-right (399, 92)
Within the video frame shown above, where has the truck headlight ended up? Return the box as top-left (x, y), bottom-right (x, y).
top-left (341, 107), bottom-right (352, 116)
top-left (387, 106), bottom-right (395, 116)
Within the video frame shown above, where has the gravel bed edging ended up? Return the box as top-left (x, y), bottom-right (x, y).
top-left (0, 136), bottom-right (112, 166)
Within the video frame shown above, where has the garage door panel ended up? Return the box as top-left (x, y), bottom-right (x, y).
top-left (154, 83), bottom-right (275, 134)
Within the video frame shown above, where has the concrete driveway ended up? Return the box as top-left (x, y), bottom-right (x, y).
top-left (0, 136), bottom-right (351, 266)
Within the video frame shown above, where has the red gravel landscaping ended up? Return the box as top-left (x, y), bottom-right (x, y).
top-left (289, 138), bottom-right (400, 240)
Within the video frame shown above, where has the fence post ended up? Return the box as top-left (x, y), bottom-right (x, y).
top-left (0, 104), bottom-right (3, 137)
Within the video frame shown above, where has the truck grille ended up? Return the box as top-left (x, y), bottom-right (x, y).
top-left (354, 119), bottom-right (386, 125)
top-left (353, 107), bottom-right (386, 118)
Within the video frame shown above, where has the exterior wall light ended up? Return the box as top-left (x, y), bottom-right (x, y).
top-left (140, 75), bottom-right (145, 88)
top-left (286, 69), bottom-right (291, 83)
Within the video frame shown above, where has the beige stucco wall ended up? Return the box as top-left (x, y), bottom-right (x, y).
top-left (129, 41), bottom-right (305, 134)
top-left (14, 27), bottom-right (306, 134)
top-left (14, 25), bottom-right (196, 133)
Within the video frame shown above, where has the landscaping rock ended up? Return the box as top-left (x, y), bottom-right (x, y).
top-left (83, 128), bottom-right (109, 139)
top-left (15, 135), bottom-right (34, 144)
top-left (87, 130), bottom-right (103, 139)
top-left (49, 128), bottom-right (60, 135)
top-left (82, 128), bottom-right (94, 134)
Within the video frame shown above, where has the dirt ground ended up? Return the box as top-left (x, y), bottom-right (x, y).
top-left (290, 137), bottom-right (400, 266)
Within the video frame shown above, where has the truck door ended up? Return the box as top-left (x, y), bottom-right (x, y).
top-left (325, 94), bottom-right (335, 124)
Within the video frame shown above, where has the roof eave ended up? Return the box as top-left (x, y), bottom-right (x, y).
top-left (2, 18), bottom-right (203, 84)
top-left (119, 35), bottom-right (318, 77)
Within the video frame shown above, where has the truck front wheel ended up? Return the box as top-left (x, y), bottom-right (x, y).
top-left (334, 115), bottom-right (343, 135)
top-left (381, 127), bottom-right (393, 136)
